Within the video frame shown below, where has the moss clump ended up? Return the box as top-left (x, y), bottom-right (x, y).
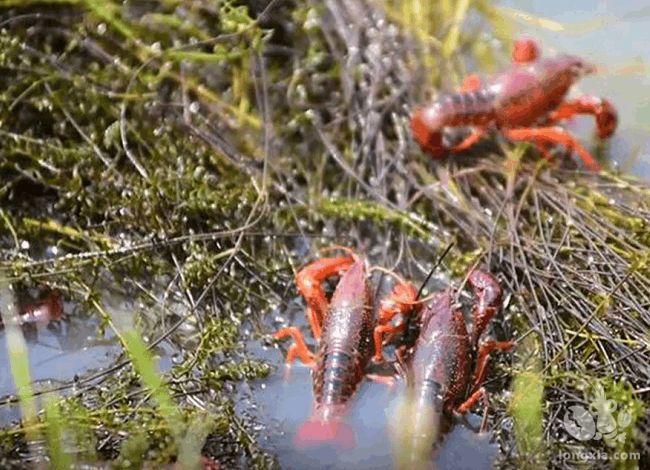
top-left (1, 0), bottom-right (649, 468)
top-left (315, 197), bottom-right (436, 241)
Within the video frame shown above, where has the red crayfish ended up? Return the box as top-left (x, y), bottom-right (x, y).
top-left (0, 288), bottom-right (63, 328)
top-left (411, 38), bottom-right (618, 171)
top-left (394, 270), bottom-right (514, 466)
top-left (19, 289), bottom-right (63, 325)
top-left (274, 247), bottom-right (422, 448)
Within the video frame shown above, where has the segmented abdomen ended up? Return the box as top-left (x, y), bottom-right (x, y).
top-left (313, 348), bottom-right (363, 407)
top-left (436, 89), bottom-right (497, 127)
top-left (409, 299), bottom-right (471, 412)
top-left (310, 258), bottom-right (372, 415)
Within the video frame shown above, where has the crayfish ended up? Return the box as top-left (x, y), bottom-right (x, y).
top-left (392, 270), bottom-right (514, 467)
top-left (411, 38), bottom-right (618, 171)
top-left (19, 289), bottom-right (63, 325)
top-left (0, 288), bottom-right (62, 328)
top-left (274, 247), bottom-right (422, 448)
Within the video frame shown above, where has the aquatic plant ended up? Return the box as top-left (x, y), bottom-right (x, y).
top-left (0, 0), bottom-right (648, 468)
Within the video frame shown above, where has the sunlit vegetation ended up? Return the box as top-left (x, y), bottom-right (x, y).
top-left (0, 0), bottom-right (648, 467)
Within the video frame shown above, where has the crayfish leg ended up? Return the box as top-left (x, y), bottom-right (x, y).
top-left (372, 322), bottom-right (405, 363)
top-left (456, 387), bottom-right (488, 415)
top-left (373, 281), bottom-right (419, 363)
top-left (503, 126), bottom-right (602, 172)
top-left (296, 255), bottom-right (356, 339)
top-left (366, 373), bottom-right (396, 387)
top-left (305, 305), bottom-right (322, 341)
top-left (449, 128), bottom-right (486, 153)
top-left (547, 96), bottom-right (618, 139)
top-left (471, 340), bottom-right (516, 391)
top-left (274, 326), bottom-right (315, 366)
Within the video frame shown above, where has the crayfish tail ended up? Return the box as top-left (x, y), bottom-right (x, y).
top-left (294, 418), bottom-right (356, 450)
top-left (410, 109), bottom-right (446, 158)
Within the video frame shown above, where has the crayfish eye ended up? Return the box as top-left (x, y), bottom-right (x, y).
top-left (570, 59), bottom-right (595, 77)
top-left (569, 63), bottom-right (584, 78)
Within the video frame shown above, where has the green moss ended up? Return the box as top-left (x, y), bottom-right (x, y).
top-left (1, 0), bottom-right (648, 468)
top-left (446, 247), bottom-right (483, 277)
top-left (43, 398), bottom-right (97, 464)
top-left (574, 186), bottom-right (650, 247)
top-left (314, 197), bottom-right (436, 240)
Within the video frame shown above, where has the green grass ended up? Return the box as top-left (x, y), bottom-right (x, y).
top-left (0, 0), bottom-right (648, 467)
top-left (509, 336), bottom-right (545, 468)
top-left (0, 286), bottom-right (38, 442)
top-left (44, 395), bottom-right (74, 470)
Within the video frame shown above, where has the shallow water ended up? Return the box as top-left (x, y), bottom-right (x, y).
top-left (0, 322), bottom-right (115, 398)
top-left (0, 307), bottom-right (122, 425)
top-left (0, 286), bottom-right (185, 427)
top-left (1, 2), bottom-right (646, 467)
top-left (245, 338), bottom-right (498, 470)
top-left (500, 0), bottom-right (650, 180)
